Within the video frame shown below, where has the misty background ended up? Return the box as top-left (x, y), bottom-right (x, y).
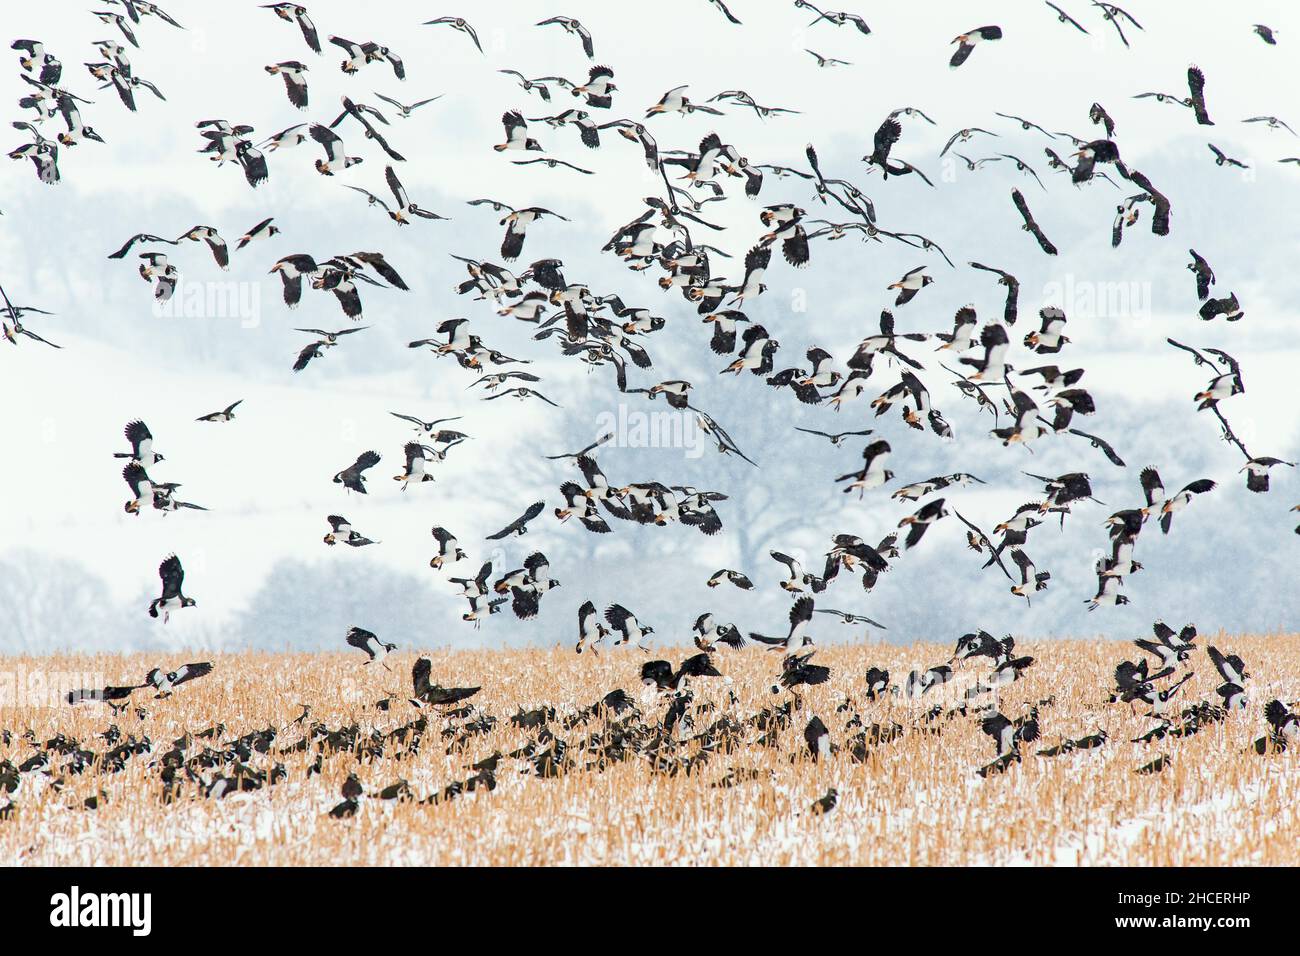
top-left (1, 1), bottom-right (1297, 657)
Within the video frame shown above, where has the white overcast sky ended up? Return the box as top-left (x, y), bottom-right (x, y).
top-left (1, 0), bottom-right (1297, 652)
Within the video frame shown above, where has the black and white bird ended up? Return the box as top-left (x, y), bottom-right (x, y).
top-left (750, 596), bottom-right (815, 654)
top-left (350, 167), bottom-right (448, 224)
top-left (309, 123), bottom-right (362, 175)
top-left (806, 49), bottom-right (852, 68)
top-left (265, 61), bottom-right (309, 109)
top-left (960, 323), bottom-right (1011, 381)
top-left (346, 626), bottom-right (395, 664)
top-left (427, 526), bottom-right (467, 569)
top-left (262, 4), bottom-right (321, 54)
top-left (1187, 249), bottom-right (1215, 300)
top-left (499, 207), bottom-right (569, 261)
top-left (1140, 466), bottom-right (1216, 534)
top-left (12, 39), bottom-right (61, 85)
top-left (324, 515), bottom-right (377, 547)
top-left (950, 25), bottom-right (1002, 68)
top-left (981, 709), bottom-right (1039, 757)
top-left (1187, 65), bottom-right (1214, 125)
top-left (1024, 307), bottom-right (1069, 354)
top-left (567, 65), bottom-right (618, 109)
top-left (537, 16), bottom-right (595, 58)
top-left (1009, 549), bottom-right (1050, 603)
top-left (1134, 622), bottom-right (1197, 670)
top-left (423, 16), bottom-right (484, 53)
top-left (605, 604), bottom-right (654, 648)
top-left (1263, 699), bottom-right (1300, 747)
top-left (145, 661), bottom-right (213, 698)
top-left (837, 439), bottom-right (894, 497)
top-left (645, 85), bottom-right (723, 118)
top-left (1045, 2), bottom-right (1089, 34)
top-left (412, 658), bottom-right (481, 706)
top-left (115, 420), bottom-right (163, 468)
top-left (196, 400), bottom-right (241, 423)
top-left (486, 501), bottom-right (546, 539)
top-left (968, 262), bottom-right (1020, 325)
top-left (1085, 573), bottom-right (1129, 610)
top-left (769, 551), bottom-right (825, 594)
top-left (333, 450), bottom-right (381, 494)
top-left (495, 111), bottom-right (542, 153)
top-left (147, 555), bottom-right (196, 622)
top-left (173, 225), bottom-right (230, 269)
top-left (1011, 188), bottom-right (1057, 255)
top-left (373, 91), bottom-right (443, 119)
top-left (816, 608), bottom-right (886, 629)
top-left (898, 498), bottom-right (948, 550)
top-left (138, 253), bottom-right (179, 301)
top-left (393, 442), bottom-right (439, 490)
top-left (576, 600), bottom-right (611, 654)
top-left (796, 2), bottom-right (871, 34)
top-left (775, 651), bottom-right (831, 694)
top-left (121, 462), bottom-right (154, 516)
top-left (1241, 457), bottom-right (1294, 494)
top-left (1207, 144), bottom-right (1247, 169)
top-left (1197, 292), bottom-right (1243, 323)
top-left (887, 266), bottom-right (932, 306)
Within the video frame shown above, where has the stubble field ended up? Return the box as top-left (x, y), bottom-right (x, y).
top-left (2, 634), bottom-right (1298, 866)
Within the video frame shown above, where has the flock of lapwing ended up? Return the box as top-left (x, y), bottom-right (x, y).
top-left (3, 2), bottom-right (1298, 820)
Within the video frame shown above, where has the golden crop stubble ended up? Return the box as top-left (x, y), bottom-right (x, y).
top-left (0, 634), bottom-right (1298, 866)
